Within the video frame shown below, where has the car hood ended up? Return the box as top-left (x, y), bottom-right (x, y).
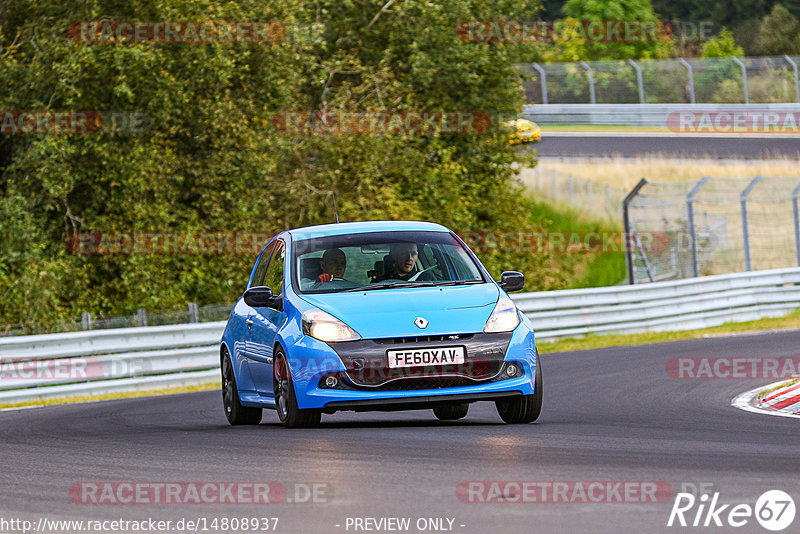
top-left (298, 283), bottom-right (500, 339)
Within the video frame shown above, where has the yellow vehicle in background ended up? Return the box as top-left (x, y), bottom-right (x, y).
top-left (504, 118), bottom-right (541, 144)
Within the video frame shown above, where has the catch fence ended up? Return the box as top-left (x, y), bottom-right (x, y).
top-left (624, 176), bottom-right (800, 283)
top-left (519, 55), bottom-right (800, 104)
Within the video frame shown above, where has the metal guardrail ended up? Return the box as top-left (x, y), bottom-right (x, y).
top-left (0, 322), bottom-right (225, 404)
top-left (522, 103), bottom-right (800, 126)
top-left (1, 268), bottom-right (798, 405)
top-left (517, 267), bottom-right (800, 339)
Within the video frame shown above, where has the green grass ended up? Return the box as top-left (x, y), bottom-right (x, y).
top-left (539, 309), bottom-right (800, 354)
top-left (572, 252), bottom-right (626, 288)
top-left (527, 196), bottom-right (627, 289)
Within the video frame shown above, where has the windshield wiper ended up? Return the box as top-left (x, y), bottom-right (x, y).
top-left (432, 280), bottom-right (483, 287)
top-left (342, 281), bottom-right (437, 292)
top-left (342, 280), bottom-right (482, 292)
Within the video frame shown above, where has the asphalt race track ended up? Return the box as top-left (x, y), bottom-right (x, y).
top-left (536, 133), bottom-right (800, 159)
top-left (2, 330), bottom-right (799, 534)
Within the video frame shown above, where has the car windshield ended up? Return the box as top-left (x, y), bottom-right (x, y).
top-left (292, 230), bottom-right (485, 294)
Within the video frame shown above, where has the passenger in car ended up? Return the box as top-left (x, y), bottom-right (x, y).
top-left (314, 248), bottom-right (347, 287)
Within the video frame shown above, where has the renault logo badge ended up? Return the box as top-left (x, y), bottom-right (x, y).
top-left (414, 317), bottom-right (428, 329)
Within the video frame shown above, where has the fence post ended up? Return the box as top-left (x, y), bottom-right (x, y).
top-left (580, 61), bottom-right (596, 104)
top-left (785, 55), bottom-right (800, 103)
top-left (532, 63), bottom-right (548, 104)
top-left (628, 59), bottom-right (645, 103)
top-left (633, 232), bottom-right (655, 282)
top-left (623, 178), bottom-right (649, 284)
top-left (793, 183), bottom-right (800, 267)
top-left (732, 57), bottom-right (749, 104)
top-left (740, 176), bottom-right (763, 272)
top-left (188, 302), bottom-right (200, 323)
top-left (687, 176), bottom-right (711, 278)
top-left (137, 308), bottom-right (148, 327)
top-left (678, 58), bottom-right (696, 104)
top-left (81, 312), bottom-right (92, 330)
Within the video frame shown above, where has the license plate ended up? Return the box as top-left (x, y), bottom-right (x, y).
top-left (386, 346), bottom-right (465, 368)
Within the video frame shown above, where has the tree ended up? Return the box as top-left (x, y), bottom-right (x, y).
top-left (752, 4), bottom-right (800, 55)
top-left (701, 28), bottom-right (745, 57)
top-left (0, 0), bottom-right (567, 330)
top-left (548, 0), bottom-right (674, 60)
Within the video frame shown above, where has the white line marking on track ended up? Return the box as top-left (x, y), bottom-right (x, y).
top-left (731, 379), bottom-right (800, 419)
top-left (0, 404), bottom-right (44, 412)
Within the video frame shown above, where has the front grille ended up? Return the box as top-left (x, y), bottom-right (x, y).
top-left (327, 332), bottom-right (513, 388)
top-left (374, 334), bottom-right (474, 344)
top-left (346, 360), bottom-right (501, 386)
top-left (319, 362), bottom-right (521, 391)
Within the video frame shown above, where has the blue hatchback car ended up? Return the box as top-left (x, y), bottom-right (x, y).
top-left (220, 221), bottom-right (541, 427)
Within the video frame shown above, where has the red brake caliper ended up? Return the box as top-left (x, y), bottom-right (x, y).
top-left (274, 356), bottom-right (287, 381)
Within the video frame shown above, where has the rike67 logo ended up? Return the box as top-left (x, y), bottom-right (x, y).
top-left (668, 490), bottom-right (795, 531)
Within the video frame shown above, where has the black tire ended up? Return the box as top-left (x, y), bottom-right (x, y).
top-left (273, 349), bottom-right (321, 428)
top-left (221, 349), bottom-right (262, 425)
top-left (496, 358), bottom-right (542, 424)
top-left (433, 403), bottom-right (469, 421)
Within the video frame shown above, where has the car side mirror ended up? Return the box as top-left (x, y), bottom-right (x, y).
top-left (243, 286), bottom-right (282, 310)
top-left (498, 271), bottom-right (525, 292)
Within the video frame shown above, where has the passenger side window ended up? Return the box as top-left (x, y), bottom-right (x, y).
top-left (250, 242), bottom-right (275, 288)
top-left (263, 241), bottom-right (285, 297)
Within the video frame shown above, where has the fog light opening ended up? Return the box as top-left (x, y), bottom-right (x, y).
top-left (506, 364), bottom-right (518, 377)
top-left (325, 375), bottom-right (339, 388)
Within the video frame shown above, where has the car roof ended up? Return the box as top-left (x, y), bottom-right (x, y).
top-left (287, 220), bottom-right (451, 241)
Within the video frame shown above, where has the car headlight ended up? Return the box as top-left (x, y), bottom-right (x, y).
top-left (302, 309), bottom-right (361, 342)
top-left (483, 297), bottom-right (520, 333)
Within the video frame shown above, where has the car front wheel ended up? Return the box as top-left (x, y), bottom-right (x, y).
top-left (273, 348), bottom-right (321, 428)
top-left (495, 358), bottom-right (542, 424)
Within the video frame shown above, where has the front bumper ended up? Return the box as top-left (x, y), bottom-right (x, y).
top-left (280, 318), bottom-right (538, 411)
top-left (324, 332), bottom-right (513, 388)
